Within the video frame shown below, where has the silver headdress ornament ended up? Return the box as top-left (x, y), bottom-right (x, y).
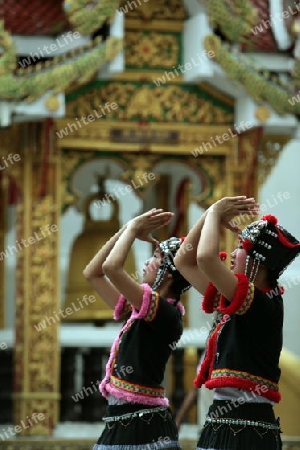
top-left (240, 214), bottom-right (300, 282)
top-left (152, 237), bottom-right (191, 296)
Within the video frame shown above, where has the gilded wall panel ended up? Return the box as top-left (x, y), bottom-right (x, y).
top-left (125, 31), bottom-right (180, 69)
top-left (66, 82), bottom-right (234, 125)
top-left (120, 0), bottom-right (186, 21)
top-left (14, 194), bottom-right (60, 435)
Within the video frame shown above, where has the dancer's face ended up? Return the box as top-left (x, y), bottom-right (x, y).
top-left (142, 248), bottom-right (162, 285)
top-left (230, 247), bottom-right (247, 274)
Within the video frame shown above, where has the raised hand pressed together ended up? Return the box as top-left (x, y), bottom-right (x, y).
top-left (127, 208), bottom-right (174, 244)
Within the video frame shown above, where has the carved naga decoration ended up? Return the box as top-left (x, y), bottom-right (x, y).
top-left (0, 0), bottom-right (122, 101)
top-left (63, 0), bottom-right (120, 34)
top-left (201, 0), bottom-right (300, 115)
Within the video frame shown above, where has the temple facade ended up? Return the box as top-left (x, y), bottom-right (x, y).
top-left (0, 1), bottom-right (300, 448)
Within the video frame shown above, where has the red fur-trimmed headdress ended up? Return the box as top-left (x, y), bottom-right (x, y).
top-left (239, 214), bottom-right (300, 280)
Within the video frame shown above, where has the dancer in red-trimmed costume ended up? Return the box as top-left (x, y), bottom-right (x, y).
top-left (83, 208), bottom-right (191, 450)
top-left (174, 196), bottom-right (300, 450)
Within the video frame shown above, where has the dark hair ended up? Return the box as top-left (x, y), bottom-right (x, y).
top-left (168, 272), bottom-right (188, 302)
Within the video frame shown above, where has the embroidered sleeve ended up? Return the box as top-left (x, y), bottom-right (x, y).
top-left (113, 295), bottom-right (132, 320)
top-left (133, 283), bottom-right (160, 322)
top-left (202, 282), bottom-right (221, 313)
top-left (217, 274), bottom-right (255, 316)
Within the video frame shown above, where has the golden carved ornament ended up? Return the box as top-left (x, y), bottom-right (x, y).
top-left (258, 135), bottom-right (291, 185)
top-left (255, 105), bottom-right (271, 123)
top-left (64, 0), bottom-right (119, 34)
top-left (15, 194), bottom-right (60, 435)
top-left (66, 83), bottom-right (234, 124)
top-left (120, 154), bottom-right (160, 197)
top-left (125, 32), bottom-right (179, 68)
top-left (60, 150), bottom-right (125, 211)
top-left (231, 128), bottom-right (262, 199)
top-left (13, 398), bottom-right (59, 436)
top-left (60, 150), bottom-right (93, 210)
top-left (120, 0), bottom-right (186, 20)
top-left (191, 157), bottom-right (227, 208)
top-left (25, 197), bottom-right (59, 391)
top-left (45, 96), bottom-right (61, 112)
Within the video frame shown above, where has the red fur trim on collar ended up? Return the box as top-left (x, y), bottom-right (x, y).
top-left (202, 282), bottom-right (219, 314)
top-left (194, 320), bottom-right (226, 388)
top-left (217, 274), bottom-right (249, 316)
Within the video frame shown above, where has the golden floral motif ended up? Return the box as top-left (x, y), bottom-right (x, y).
top-left (120, 0), bottom-right (186, 20)
top-left (120, 155), bottom-right (160, 196)
top-left (67, 83), bottom-right (234, 124)
top-left (15, 192), bottom-right (60, 435)
top-left (126, 32), bottom-right (179, 68)
top-left (192, 157), bottom-right (227, 208)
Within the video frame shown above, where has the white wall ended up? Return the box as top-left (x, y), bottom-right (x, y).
top-left (259, 140), bottom-right (300, 357)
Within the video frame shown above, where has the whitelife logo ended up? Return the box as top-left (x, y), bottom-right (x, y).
top-left (94, 173), bottom-right (155, 209)
top-left (18, 32), bottom-right (81, 68)
top-left (0, 224), bottom-right (58, 261)
top-left (0, 153), bottom-right (21, 171)
top-left (0, 412), bottom-right (45, 441)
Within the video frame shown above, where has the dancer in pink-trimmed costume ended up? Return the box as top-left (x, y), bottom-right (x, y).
top-left (174, 196), bottom-right (300, 450)
top-left (83, 208), bottom-right (191, 450)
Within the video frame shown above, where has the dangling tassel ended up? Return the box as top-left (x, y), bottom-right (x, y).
top-left (248, 258), bottom-right (260, 282)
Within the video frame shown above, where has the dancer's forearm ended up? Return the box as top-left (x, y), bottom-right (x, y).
top-left (174, 209), bottom-right (209, 267)
top-left (83, 224), bottom-right (127, 279)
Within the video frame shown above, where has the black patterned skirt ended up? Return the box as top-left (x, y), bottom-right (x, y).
top-left (93, 403), bottom-right (181, 450)
top-left (197, 400), bottom-right (282, 450)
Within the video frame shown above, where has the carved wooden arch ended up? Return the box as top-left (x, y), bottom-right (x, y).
top-left (60, 149), bottom-right (229, 213)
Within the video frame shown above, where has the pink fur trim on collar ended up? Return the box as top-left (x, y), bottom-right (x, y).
top-left (99, 317), bottom-right (135, 399)
top-left (167, 298), bottom-right (185, 315)
top-left (114, 295), bottom-right (128, 320)
top-left (132, 283), bottom-right (153, 319)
